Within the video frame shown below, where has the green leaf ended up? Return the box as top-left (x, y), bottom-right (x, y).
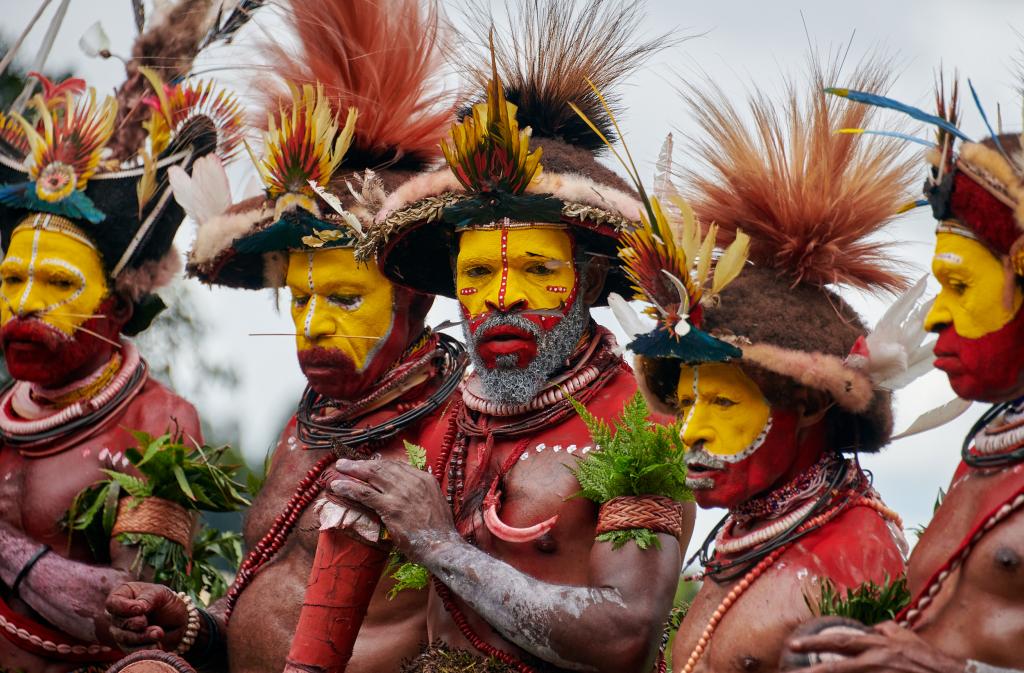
top-left (404, 441), bottom-right (427, 471)
top-left (172, 465), bottom-right (196, 501)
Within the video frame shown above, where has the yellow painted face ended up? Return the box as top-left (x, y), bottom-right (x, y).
top-left (677, 362), bottom-right (772, 461)
top-left (286, 247), bottom-right (395, 371)
top-left (0, 221), bottom-right (109, 335)
top-left (455, 226), bottom-right (575, 319)
top-left (924, 231), bottom-right (1024, 339)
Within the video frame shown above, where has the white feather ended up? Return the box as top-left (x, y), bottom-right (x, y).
top-left (308, 179), bottom-right (362, 236)
top-left (891, 397), bottom-right (973, 440)
top-left (78, 21), bottom-right (110, 58)
top-left (168, 155), bottom-right (231, 226)
top-left (864, 276), bottom-right (936, 390)
top-left (608, 292), bottom-right (647, 340)
top-left (652, 133), bottom-right (678, 202)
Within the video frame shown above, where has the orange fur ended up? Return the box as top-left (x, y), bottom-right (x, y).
top-left (681, 53), bottom-right (915, 293)
top-left (259, 0), bottom-right (454, 168)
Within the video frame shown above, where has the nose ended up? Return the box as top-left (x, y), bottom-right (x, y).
top-left (15, 288), bottom-right (44, 319)
top-left (484, 297), bottom-right (527, 314)
top-left (303, 296), bottom-right (338, 342)
top-left (681, 404), bottom-right (717, 449)
top-left (923, 292), bottom-right (953, 333)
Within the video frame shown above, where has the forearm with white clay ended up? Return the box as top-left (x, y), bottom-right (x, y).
top-left (413, 530), bottom-right (634, 672)
top-left (0, 521), bottom-right (132, 642)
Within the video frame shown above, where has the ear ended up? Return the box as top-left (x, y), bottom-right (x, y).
top-left (581, 255), bottom-right (609, 306)
top-left (792, 386), bottom-right (832, 428)
top-left (110, 291), bottom-right (135, 325)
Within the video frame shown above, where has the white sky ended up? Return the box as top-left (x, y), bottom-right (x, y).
top-left (4, 0), bottom-right (1024, 559)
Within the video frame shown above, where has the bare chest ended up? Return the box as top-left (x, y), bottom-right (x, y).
top-left (458, 433), bottom-right (599, 583)
top-left (675, 560), bottom-right (819, 673)
top-left (909, 465), bottom-right (1024, 598)
top-left (0, 435), bottom-right (135, 551)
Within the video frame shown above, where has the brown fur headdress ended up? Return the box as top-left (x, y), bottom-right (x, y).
top-left (639, 53), bottom-right (919, 452)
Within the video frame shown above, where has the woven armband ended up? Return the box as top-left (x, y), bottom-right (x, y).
top-left (111, 496), bottom-right (197, 555)
top-left (596, 495), bottom-right (685, 539)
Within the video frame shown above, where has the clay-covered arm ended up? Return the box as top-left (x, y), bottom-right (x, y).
top-left (331, 459), bottom-right (681, 673)
top-left (0, 520), bottom-right (137, 643)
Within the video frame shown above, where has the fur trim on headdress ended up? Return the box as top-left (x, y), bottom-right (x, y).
top-left (737, 342), bottom-right (874, 414)
top-left (189, 197), bottom-right (272, 267)
top-left (458, 0), bottom-right (670, 153)
top-left (114, 246), bottom-right (183, 301)
top-left (682, 53), bottom-right (915, 293)
top-left (375, 166), bottom-right (642, 223)
top-left (258, 0), bottom-right (454, 170)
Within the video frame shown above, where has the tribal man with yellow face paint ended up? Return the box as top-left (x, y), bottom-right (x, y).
top-left (783, 102), bottom-right (1024, 671)
top-left (455, 224), bottom-right (587, 405)
top-left (0, 67), bottom-right (237, 671)
top-left (104, 10), bottom-right (469, 670)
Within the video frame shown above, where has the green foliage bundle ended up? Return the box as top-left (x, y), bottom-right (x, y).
top-left (66, 432), bottom-right (250, 600)
top-left (806, 574), bottom-right (911, 625)
top-left (568, 392), bottom-right (693, 550)
top-left (385, 442), bottom-right (431, 598)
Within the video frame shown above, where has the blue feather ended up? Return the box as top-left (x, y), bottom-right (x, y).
top-left (838, 128), bottom-right (936, 148)
top-left (0, 182), bottom-right (106, 223)
top-left (967, 79), bottom-right (1010, 162)
top-left (826, 87), bottom-right (971, 142)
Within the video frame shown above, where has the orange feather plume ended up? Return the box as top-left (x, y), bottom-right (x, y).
top-left (680, 52), bottom-right (915, 294)
top-left (258, 0), bottom-right (454, 170)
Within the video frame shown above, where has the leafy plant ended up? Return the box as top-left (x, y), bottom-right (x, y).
top-left (568, 392), bottom-right (692, 550)
top-left (65, 432), bottom-right (250, 600)
top-left (384, 442), bottom-right (431, 598)
top-left (805, 574), bottom-right (911, 625)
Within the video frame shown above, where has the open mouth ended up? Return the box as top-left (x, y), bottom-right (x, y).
top-left (480, 324), bottom-right (534, 343)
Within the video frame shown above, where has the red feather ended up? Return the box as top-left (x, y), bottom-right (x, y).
top-left (680, 52), bottom-right (915, 294)
top-left (258, 0), bottom-right (455, 169)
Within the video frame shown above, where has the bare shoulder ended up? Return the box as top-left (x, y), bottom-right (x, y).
top-left (791, 504), bottom-right (905, 588)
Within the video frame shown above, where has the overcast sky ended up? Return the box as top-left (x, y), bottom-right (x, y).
top-left (5, 0), bottom-right (1024, 558)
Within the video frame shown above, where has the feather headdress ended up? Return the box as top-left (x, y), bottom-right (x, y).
top-left (361, 0), bottom-right (669, 304)
top-left (629, 53), bottom-right (929, 452)
top-left (458, 0), bottom-right (670, 153)
top-left (829, 71), bottom-right (1024, 277)
top-left (258, 0), bottom-right (454, 170)
top-left (186, 0), bottom-right (455, 290)
top-left (682, 54), bottom-right (915, 294)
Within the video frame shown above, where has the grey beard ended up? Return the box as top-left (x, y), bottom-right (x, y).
top-left (464, 298), bottom-right (589, 406)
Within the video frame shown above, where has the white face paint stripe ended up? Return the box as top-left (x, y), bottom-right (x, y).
top-left (36, 258), bottom-right (86, 315)
top-left (680, 367), bottom-right (698, 438)
top-left (16, 219), bottom-right (43, 316)
top-left (303, 252), bottom-right (316, 339)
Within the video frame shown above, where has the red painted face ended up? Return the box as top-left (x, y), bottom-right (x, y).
top-left (687, 410), bottom-right (826, 509)
top-left (1, 296), bottom-right (123, 387)
top-left (931, 308), bottom-right (1024, 402)
top-left (456, 227), bottom-right (578, 371)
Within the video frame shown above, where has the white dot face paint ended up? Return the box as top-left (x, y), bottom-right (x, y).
top-left (676, 362), bottom-right (773, 464)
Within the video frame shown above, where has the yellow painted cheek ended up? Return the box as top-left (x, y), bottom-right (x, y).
top-left (455, 227), bottom-right (575, 316)
top-left (677, 363), bottom-right (770, 457)
top-left (928, 233), bottom-right (1024, 338)
top-left (286, 249), bottom-right (396, 370)
top-left (1, 228), bottom-right (108, 335)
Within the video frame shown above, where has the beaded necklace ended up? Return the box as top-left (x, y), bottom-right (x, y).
top-left (224, 334), bottom-right (467, 620)
top-left (962, 397), bottom-right (1024, 468)
top-left (0, 341), bottom-right (148, 457)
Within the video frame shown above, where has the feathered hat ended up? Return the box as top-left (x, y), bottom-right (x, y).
top-left (828, 76), bottom-right (1024, 277)
top-left (0, 72), bottom-right (241, 331)
top-left (357, 0), bottom-right (668, 304)
top-left (633, 56), bottom-right (925, 453)
top-left (185, 0), bottom-right (456, 288)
